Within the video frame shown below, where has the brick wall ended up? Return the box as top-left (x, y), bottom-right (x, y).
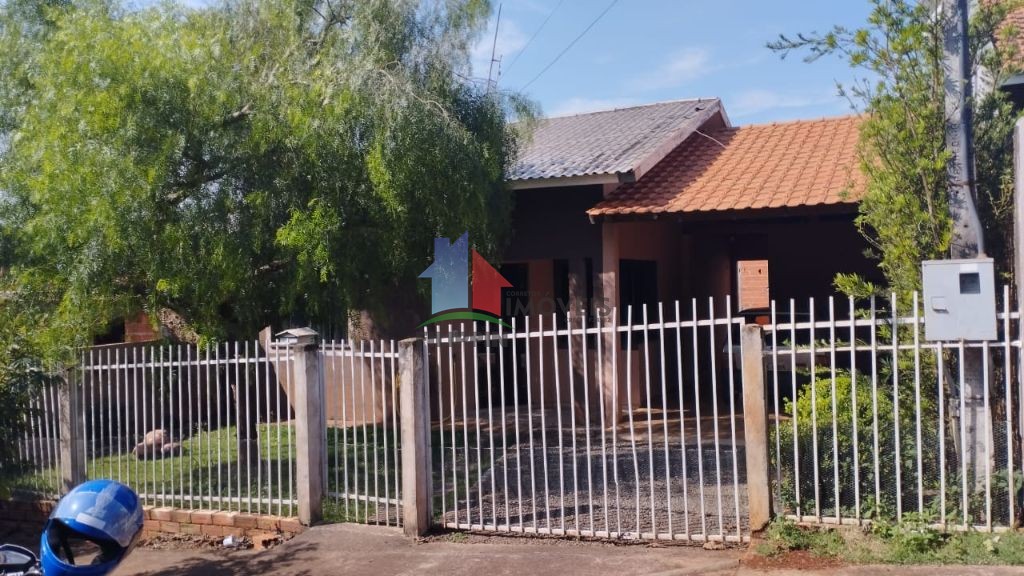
top-left (141, 507), bottom-right (304, 541)
top-left (0, 501), bottom-right (304, 545)
top-left (0, 500), bottom-right (53, 544)
top-left (124, 312), bottom-right (160, 343)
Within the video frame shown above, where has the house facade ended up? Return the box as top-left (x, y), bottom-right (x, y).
top-left (492, 98), bottom-right (882, 422)
top-left (502, 98), bottom-right (878, 325)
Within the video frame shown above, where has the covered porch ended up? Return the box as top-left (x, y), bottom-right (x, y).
top-left (496, 113), bottom-right (879, 424)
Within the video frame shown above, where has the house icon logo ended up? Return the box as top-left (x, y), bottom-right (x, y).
top-left (418, 232), bottom-right (512, 328)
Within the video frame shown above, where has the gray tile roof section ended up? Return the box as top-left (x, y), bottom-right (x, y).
top-left (510, 98), bottom-right (724, 183)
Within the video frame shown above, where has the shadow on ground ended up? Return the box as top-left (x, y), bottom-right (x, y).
top-left (119, 541), bottom-right (320, 576)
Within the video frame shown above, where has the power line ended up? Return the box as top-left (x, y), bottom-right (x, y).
top-left (502, 0), bottom-right (566, 77)
top-left (521, 0), bottom-right (620, 91)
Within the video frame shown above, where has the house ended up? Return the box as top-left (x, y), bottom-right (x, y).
top-left (495, 98), bottom-right (881, 421)
top-left (502, 98), bottom-right (878, 327)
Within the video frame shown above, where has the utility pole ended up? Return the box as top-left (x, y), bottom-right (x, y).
top-left (943, 0), bottom-right (991, 490)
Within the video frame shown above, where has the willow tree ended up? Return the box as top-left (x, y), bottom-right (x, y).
top-left (0, 0), bottom-right (533, 360)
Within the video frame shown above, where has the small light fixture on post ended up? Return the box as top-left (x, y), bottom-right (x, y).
top-left (275, 327), bottom-right (319, 348)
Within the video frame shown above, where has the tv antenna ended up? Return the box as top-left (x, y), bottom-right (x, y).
top-left (486, 4), bottom-right (503, 92)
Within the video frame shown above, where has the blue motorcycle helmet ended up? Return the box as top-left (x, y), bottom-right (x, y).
top-left (40, 479), bottom-right (143, 576)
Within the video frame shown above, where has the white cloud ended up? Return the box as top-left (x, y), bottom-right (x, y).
top-left (547, 97), bottom-right (644, 117)
top-left (471, 18), bottom-right (528, 82)
top-left (729, 88), bottom-right (841, 118)
top-left (634, 48), bottom-right (711, 91)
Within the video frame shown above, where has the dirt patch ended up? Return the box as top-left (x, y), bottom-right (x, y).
top-left (139, 531), bottom-right (293, 552)
top-left (742, 549), bottom-right (845, 571)
top-left (139, 533), bottom-right (227, 551)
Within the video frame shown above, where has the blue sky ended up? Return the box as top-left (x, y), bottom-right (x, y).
top-left (473, 0), bottom-right (875, 124)
top-left (161, 0), bottom-right (873, 125)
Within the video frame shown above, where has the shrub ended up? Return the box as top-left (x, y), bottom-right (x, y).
top-left (774, 367), bottom-right (940, 520)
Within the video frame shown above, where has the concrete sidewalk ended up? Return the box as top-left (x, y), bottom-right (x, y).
top-left (111, 523), bottom-right (1024, 576)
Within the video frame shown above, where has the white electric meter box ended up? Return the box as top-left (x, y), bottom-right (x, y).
top-left (922, 258), bottom-right (997, 341)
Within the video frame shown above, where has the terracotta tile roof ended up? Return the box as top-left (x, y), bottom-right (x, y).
top-left (510, 99), bottom-right (723, 183)
top-left (587, 115), bottom-right (865, 218)
top-left (998, 5), bottom-right (1024, 71)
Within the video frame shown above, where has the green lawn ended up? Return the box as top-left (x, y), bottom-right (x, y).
top-left (323, 424), bottom-right (495, 525)
top-left (4, 420), bottom-right (498, 526)
top-left (5, 422), bottom-right (404, 519)
top-left (323, 423), bottom-right (402, 524)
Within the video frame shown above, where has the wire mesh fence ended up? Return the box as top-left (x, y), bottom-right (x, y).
top-left (767, 288), bottom-right (1022, 531)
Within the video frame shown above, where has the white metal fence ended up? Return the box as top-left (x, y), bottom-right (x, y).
top-left (76, 342), bottom-right (297, 514)
top-left (3, 338), bottom-right (404, 526)
top-left (424, 301), bottom-right (749, 543)
top-left (9, 382), bottom-right (63, 499)
top-left (320, 340), bottom-right (402, 527)
top-left (5, 289), bottom-right (1024, 540)
top-left (766, 287), bottom-right (1023, 532)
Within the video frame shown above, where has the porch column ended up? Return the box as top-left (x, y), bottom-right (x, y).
top-left (568, 258), bottom-right (588, 419)
top-left (600, 223), bottom-right (621, 427)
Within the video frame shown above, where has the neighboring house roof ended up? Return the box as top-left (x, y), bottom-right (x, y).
top-left (1002, 5), bottom-right (1024, 58)
top-left (588, 115), bottom-right (865, 218)
top-left (989, 1), bottom-right (1024, 77)
top-left (996, 4), bottom-right (1024, 96)
top-left (510, 98), bottom-right (725, 188)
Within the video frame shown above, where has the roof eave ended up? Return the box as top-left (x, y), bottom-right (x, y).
top-left (509, 172), bottom-right (626, 190)
top-left (587, 201), bottom-right (862, 223)
top-left (1000, 72), bottom-right (1024, 88)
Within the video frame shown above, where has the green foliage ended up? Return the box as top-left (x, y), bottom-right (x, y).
top-left (0, 295), bottom-right (61, 488)
top-left (871, 513), bottom-right (946, 555)
top-left (0, 0), bottom-right (536, 363)
top-left (770, 0), bottom-right (1023, 297)
top-left (972, 88), bottom-right (1020, 286)
top-left (0, 353), bottom-right (46, 491)
top-left (756, 518), bottom-right (845, 558)
top-left (774, 367), bottom-right (939, 520)
top-left (761, 517), bottom-right (1024, 565)
top-left (760, 516), bottom-right (1024, 565)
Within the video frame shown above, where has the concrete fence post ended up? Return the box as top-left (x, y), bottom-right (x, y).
top-left (282, 329), bottom-right (324, 526)
top-left (400, 337), bottom-right (431, 536)
top-left (58, 370), bottom-right (86, 494)
top-left (740, 324), bottom-right (772, 532)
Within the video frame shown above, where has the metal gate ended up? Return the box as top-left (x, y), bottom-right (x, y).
top-left (424, 300), bottom-right (749, 543)
top-left (320, 339), bottom-right (403, 527)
